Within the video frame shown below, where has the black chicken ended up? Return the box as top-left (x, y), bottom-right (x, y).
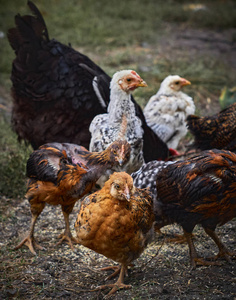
top-left (7, 1), bottom-right (170, 162)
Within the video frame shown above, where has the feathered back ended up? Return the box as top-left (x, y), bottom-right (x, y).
top-left (187, 103), bottom-right (236, 151)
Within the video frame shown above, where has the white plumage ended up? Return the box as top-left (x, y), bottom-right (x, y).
top-left (89, 70), bottom-right (147, 186)
top-left (144, 75), bottom-right (195, 149)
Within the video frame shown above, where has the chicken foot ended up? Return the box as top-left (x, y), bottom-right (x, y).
top-left (56, 210), bottom-right (78, 250)
top-left (184, 230), bottom-right (221, 269)
top-left (96, 264), bottom-right (132, 297)
top-left (204, 227), bottom-right (236, 262)
top-left (14, 214), bottom-right (44, 255)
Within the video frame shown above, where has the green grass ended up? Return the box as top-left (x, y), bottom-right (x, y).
top-left (0, 0), bottom-right (235, 198)
top-left (0, 113), bottom-right (32, 198)
top-left (0, 0), bottom-right (235, 86)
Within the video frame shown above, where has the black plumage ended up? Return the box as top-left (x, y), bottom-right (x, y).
top-left (8, 1), bottom-right (170, 162)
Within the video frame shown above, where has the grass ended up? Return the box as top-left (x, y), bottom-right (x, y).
top-left (0, 113), bottom-right (32, 198)
top-left (0, 0), bottom-right (235, 198)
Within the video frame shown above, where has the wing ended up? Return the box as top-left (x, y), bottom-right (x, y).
top-left (156, 149), bottom-right (236, 208)
top-left (26, 146), bottom-right (65, 182)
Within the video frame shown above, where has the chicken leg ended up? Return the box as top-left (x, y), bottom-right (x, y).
top-left (14, 212), bottom-right (44, 255)
top-left (56, 205), bottom-right (78, 250)
top-left (97, 264), bottom-right (132, 297)
top-left (204, 227), bottom-right (236, 262)
top-left (184, 230), bottom-right (220, 268)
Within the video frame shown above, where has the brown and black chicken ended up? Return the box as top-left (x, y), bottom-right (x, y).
top-left (153, 149), bottom-right (236, 268)
top-left (15, 140), bottom-right (130, 255)
top-left (187, 103), bottom-right (236, 152)
top-left (75, 172), bottom-right (154, 296)
top-left (7, 1), bottom-right (171, 162)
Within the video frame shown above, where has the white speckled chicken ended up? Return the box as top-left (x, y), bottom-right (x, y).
top-left (89, 70), bottom-right (147, 185)
top-left (144, 75), bottom-right (195, 149)
top-left (75, 172), bottom-right (154, 297)
top-left (131, 160), bottom-right (174, 202)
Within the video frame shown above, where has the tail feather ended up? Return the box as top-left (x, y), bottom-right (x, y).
top-left (7, 1), bottom-right (49, 53)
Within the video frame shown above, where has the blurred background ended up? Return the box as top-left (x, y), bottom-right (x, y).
top-left (0, 0), bottom-right (235, 198)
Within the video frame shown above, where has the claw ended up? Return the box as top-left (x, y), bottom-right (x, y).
top-left (56, 233), bottom-right (78, 250)
top-left (14, 235), bottom-right (44, 255)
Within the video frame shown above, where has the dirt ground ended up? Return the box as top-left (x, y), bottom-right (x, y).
top-left (0, 25), bottom-right (236, 299)
top-left (0, 196), bottom-right (235, 299)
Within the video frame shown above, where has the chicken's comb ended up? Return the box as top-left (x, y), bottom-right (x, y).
top-left (131, 70), bottom-right (141, 79)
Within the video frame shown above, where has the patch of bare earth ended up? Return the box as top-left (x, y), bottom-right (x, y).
top-left (0, 195), bottom-right (235, 300)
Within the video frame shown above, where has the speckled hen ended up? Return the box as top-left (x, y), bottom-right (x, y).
top-left (144, 75), bottom-right (195, 149)
top-left (89, 70), bottom-right (147, 185)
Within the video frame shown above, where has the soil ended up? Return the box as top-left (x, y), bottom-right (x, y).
top-left (0, 25), bottom-right (236, 299)
top-left (0, 196), bottom-right (235, 299)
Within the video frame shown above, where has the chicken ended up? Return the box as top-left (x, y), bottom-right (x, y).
top-left (15, 139), bottom-right (131, 255)
top-left (154, 149), bottom-right (236, 268)
top-left (75, 172), bottom-right (154, 296)
top-left (131, 160), bottom-right (173, 201)
top-left (144, 75), bottom-right (195, 149)
top-left (131, 160), bottom-right (196, 242)
top-left (187, 102), bottom-right (236, 152)
top-left (89, 70), bottom-right (147, 186)
top-left (7, 1), bottom-right (171, 162)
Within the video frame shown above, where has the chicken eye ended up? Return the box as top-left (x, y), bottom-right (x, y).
top-left (175, 81), bottom-right (180, 85)
top-left (114, 183), bottom-right (120, 189)
top-left (113, 150), bottom-right (117, 155)
top-left (126, 78), bottom-right (131, 82)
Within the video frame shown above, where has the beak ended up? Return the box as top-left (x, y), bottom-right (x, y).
top-left (118, 159), bottom-right (124, 166)
top-left (122, 184), bottom-right (131, 201)
top-left (180, 78), bottom-right (191, 87)
top-left (137, 80), bottom-right (148, 87)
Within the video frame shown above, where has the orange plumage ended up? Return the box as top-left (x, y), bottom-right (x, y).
top-left (75, 172), bottom-right (154, 296)
top-left (15, 140), bottom-right (130, 255)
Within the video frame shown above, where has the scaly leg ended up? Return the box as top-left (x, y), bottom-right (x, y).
top-left (184, 229), bottom-right (219, 269)
top-left (14, 213), bottom-right (44, 255)
top-left (56, 207), bottom-right (78, 250)
top-left (97, 264), bottom-right (132, 297)
top-left (204, 227), bottom-right (236, 262)
top-left (166, 233), bottom-right (194, 244)
top-left (100, 265), bottom-right (121, 280)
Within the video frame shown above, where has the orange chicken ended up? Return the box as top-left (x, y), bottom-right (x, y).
top-left (75, 172), bottom-right (154, 296)
top-left (15, 140), bottom-right (130, 255)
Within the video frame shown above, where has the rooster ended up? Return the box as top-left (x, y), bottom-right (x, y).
top-left (144, 75), bottom-right (195, 149)
top-left (89, 70), bottom-right (147, 185)
top-left (7, 1), bottom-right (171, 162)
top-left (154, 149), bottom-right (236, 268)
top-left (187, 102), bottom-right (236, 152)
top-left (75, 172), bottom-right (154, 297)
top-left (15, 140), bottom-right (130, 255)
